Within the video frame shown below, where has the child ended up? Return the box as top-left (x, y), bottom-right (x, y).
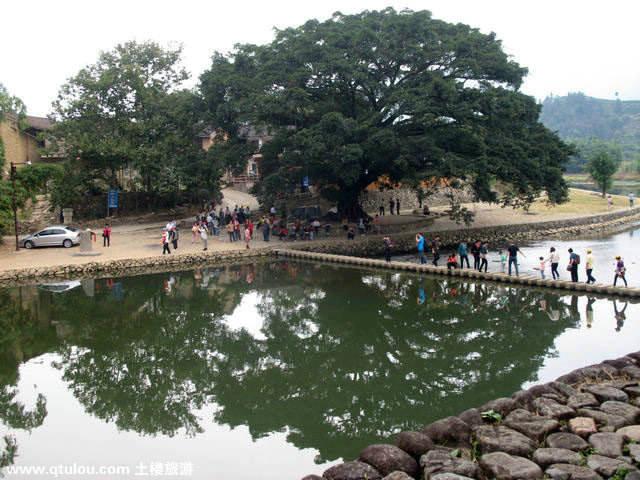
top-left (499, 250), bottom-right (507, 273)
top-left (162, 230), bottom-right (171, 255)
top-left (538, 256), bottom-right (546, 279)
top-left (614, 256), bottom-right (628, 286)
top-left (446, 253), bottom-right (458, 270)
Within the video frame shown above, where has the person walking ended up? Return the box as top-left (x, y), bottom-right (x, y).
top-left (191, 223), bottom-right (199, 244)
top-left (389, 198), bottom-right (395, 216)
top-left (538, 257), bottom-right (546, 279)
top-left (585, 249), bottom-right (596, 284)
top-left (479, 241), bottom-right (488, 272)
top-left (416, 233), bottom-right (426, 264)
top-left (226, 221), bottom-right (234, 242)
top-left (383, 236), bottom-right (392, 262)
top-left (507, 242), bottom-right (524, 276)
top-left (471, 240), bottom-right (481, 270)
top-left (262, 218), bottom-right (271, 242)
top-left (162, 229), bottom-right (171, 255)
top-left (568, 248), bottom-right (580, 282)
top-left (548, 247), bottom-right (560, 280)
top-left (244, 225), bottom-right (251, 249)
top-left (458, 241), bottom-right (470, 268)
top-left (171, 226), bottom-right (179, 250)
top-left (199, 225), bottom-right (208, 251)
top-left (614, 256), bottom-right (628, 286)
top-left (379, 203), bottom-right (385, 216)
top-left (431, 236), bottom-right (441, 267)
top-left (102, 223), bottom-right (111, 247)
top-left (607, 194), bottom-right (613, 210)
top-left (629, 193), bottom-right (635, 208)
top-left (395, 198), bottom-right (400, 215)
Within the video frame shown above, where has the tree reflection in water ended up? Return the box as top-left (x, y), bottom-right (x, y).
top-left (0, 261), bottom-right (615, 463)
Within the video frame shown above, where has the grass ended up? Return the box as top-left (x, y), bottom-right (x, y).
top-left (529, 188), bottom-right (629, 215)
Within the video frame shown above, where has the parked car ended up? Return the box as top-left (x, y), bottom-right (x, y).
top-left (38, 280), bottom-right (82, 293)
top-left (21, 226), bottom-right (80, 249)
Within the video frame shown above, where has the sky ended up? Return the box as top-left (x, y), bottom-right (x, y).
top-left (2, 0), bottom-right (639, 117)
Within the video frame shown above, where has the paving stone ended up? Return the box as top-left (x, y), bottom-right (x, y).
top-left (473, 425), bottom-right (536, 457)
top-left (586, 454), bottom-right (636, 477)
top-left (600, 401), bottom-right (640, 424)
top-left (419, 450), bottom-right (479, 479)
top-left (588, 432), bottom-right (624, 458)
top-left (395, 431), bottom-right (435, 458)
top-left (323, 461), bottom-right (382, 480)
top-left (567, 393), bottom-right (599, 410)
top-left (359, 444), bottom-right (419, 477)
top-left (569, 417), bottom-right (598, 437)
top-left (532, 448), bottom-right (582, 468)
top-left (546, 432), bottom-right (589, 451)
top-left (479, 452), bottom-right (542, 480)
top-left (545, 463), bottom-right (603, 480)
top-left (582, 385), bottom-right (629, 403)
top-left (504, 409), bottom-right (560, 441)
top-left (577, 409), bottom-right (627, 429)
top-left (534, 397), bottom-right (575, 419)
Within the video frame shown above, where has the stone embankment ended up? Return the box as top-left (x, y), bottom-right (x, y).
top-left (275, 250), bottom-right (640, 299)
top-left (302, 351), bottom-right (640, 480)
top-left (290, 208), bottom-right (640, 258)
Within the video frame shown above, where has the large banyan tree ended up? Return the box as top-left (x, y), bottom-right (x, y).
top-left (200, 8), bottom-right (572, 218)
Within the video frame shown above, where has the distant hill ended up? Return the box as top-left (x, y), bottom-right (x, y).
top-left (540, 93), bottom-right (640, 169)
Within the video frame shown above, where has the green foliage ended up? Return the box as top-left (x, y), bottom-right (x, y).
top-left (587, 150), bottom-right (618, 196)
top-left (0, 83), bottom-right (27, 170)
top-left (49, 41), bottom-right (219, 210)
top-left (541, 93), bottom-right (640, 172)
top-left (0, 435), bottom-right (17, 474)
top-left (611, 466), bottom-right (629, 480)
top-left (200, 8), bottom-right (571, 218)
top-left (480, 409), bottom-right (502, 423)
top-left (566, 138), bottom-right (623, 173)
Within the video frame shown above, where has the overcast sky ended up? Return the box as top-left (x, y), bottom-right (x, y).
top-left (3, 0), bottom-right (638, 116)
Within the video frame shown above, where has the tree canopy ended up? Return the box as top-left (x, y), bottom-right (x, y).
top-left (200, 8), bottom-right (572, 217)
top-left (587, 149), bottom-right (618, 197)
top-left (49, 41), bottom-right (220, 209)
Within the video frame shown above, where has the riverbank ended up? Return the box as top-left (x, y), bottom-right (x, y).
top-left (1, 200), bottom-right (639, 283)
top-left (303, 351), bottom-right (640, 480)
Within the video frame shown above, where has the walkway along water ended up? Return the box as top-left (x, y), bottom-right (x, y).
top-left (275, 249), bottom-right (640, 299)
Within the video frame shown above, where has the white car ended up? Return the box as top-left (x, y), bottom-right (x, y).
top-left (21, 226), bottom-right (80, 249)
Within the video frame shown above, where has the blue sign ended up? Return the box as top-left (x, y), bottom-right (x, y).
top-left (108, 189), bottom-right (119, 208)
top-left (302, 176), bottom-right (309, 188)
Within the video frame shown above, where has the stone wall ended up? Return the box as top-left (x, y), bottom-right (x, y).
top-left (302, 351), bottom-right (640, 480)
top-left (359, 187), bottom-right (473, 213)
top-left (289, 208), bottom-right (640, 258)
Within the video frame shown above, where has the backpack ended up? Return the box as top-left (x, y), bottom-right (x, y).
top-left (574, 254), bottom-right (581, 265)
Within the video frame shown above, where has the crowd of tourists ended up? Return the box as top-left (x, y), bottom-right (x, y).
top-left (399, 234), bottom-right (629, 287)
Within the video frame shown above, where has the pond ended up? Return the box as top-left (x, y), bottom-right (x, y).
top-left (1, 259), bottom-right (640, 479)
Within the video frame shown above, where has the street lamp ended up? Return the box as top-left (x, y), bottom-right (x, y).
top-left (10, 162), bottom-right (19, 251)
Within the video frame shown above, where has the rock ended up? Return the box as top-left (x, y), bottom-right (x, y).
top-left (473, 425), bottom-right (536, 457)
top-left (457, 408), bottom-right (483, 427)
top-left (429, 475), bottom-right (474, 480)
top-left (533, 448), bottom-right (582, 468)
top-left (622, 365), bottom-right (640, 379)
top-left (359, 444), bottom-right (419, 477)
top-left (600, 401), bottom-right (640, 424)
top-left (479, 452), bottom-right (543, 480)
top-left (627, 472), bottom-right (640, 480)
top-left (302, 476), bottom-right (323, 480)
top-left (542, 393), bottom-right (569, 404)
top-left (583, 385), bottom-right (629, 403)
top-left (624, 386), bottom-right (640, 398)
top-left (618, 425), bottom-right (640, 442)
top-left (480, 398), bottom-right (517, 417)
top-left (419, 450), bottom-right (479, 479)
top-left (396, 431), bottom-right (435, 458)
top-left (586, 454), bottom-right (635, 477)
top-left (567, 393), bottom-right (599, 410)
top-left (545, 464), bottom-right (603, 480)
top-left (323, 461), bottom-right (382, 480)
top-left (550, 382), bottom-right (578, 399)
top-left (381, 472), bottom-right (414, 480)
top-left (577, 409), bottom-right (627, 429)
top-left (422, 417), bottom-right (471, 446)
top-left (603, 357), bottom-right (636, 370)
top-left (533, 397), bottom-right (576, 419)
top-left (588, 432), bottom-right (624, 458)
top-left (628, 444), bottom-right (640, 463)
top-left (504, 409), bottom-right (560, 441)
top-left (569, 417), bottom-right (598, 437)
top-left (546, 432), bottom-right (589, 451)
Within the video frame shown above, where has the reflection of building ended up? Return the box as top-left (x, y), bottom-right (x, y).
top-left (0, 114), bottom-right (64, 175)
top-left (198, 124), bottom-right (272, 192)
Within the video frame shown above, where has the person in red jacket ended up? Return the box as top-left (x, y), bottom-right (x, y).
top-left (102, 224), bottom-right (112, 247)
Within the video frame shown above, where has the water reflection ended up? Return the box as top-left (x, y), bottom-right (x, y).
top-left (0, 261), bottom-right (638, 469)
